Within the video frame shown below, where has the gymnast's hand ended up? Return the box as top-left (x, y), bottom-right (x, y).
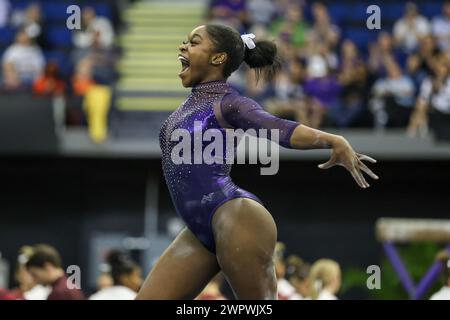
top-left (318, 136), bottom-right (379, 188)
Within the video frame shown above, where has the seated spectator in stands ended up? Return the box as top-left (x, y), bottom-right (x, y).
top-left (89, 250), bottom-right (142, 300)
top-left (309, 259), bottom-right (341, 300)
top-left (73, 6), bottom-right (115, 50)
top-left (407, 35), bottom-right (441, 88)
top-left (196, 273), bottom-right (226, 300)
top-left (408, 54), bottom-right (450, 139)
top-left (307, 2), bottom-right (340, 55)
top-left (371, 58), bottom-right (415, 128)
top-left (266, 57), bottom-right (305, 123)
top-left (208, 0), bottom-right (247, 30)
top-left (286, 255), bottom-right (310, 299)
top-left (393, 2), bottom-right (430, 54)
top-left (0, 0), bottom-right (10, 28)
top-left (11, 3), bottom-right (47, 50)
top-left (1, 29), bottom-right (44, 87)
top-left (8, 246), bottom-right (50, 300)
top-left (33, 61), bottom-right (66, 96)
top-left (247, 0), bottom-right (275, 27)
top-left (302, 54), bottom-right (340, 128)
top-left (26, 244), bottom-right (85, 300)
top-left (430, 250), bottom-right (450, 300)
top-left (431, 0), bottom-right (450, 53)
top-left (274, 242), bottom-right (301, 300)
top-left (270, 4), bottom-right (308, 51)
top-left (368, 32), bottom-right (405, 79)
top-left (72, 58), bottom-right (96, 96)
top-left (333, 39), bottom-right (369, 128)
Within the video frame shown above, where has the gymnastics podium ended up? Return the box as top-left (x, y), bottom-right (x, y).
top-left (376, 218), bottom-right (450, 300)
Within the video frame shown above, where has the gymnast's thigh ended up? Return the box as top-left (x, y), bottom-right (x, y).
top-left (136, 227), bottom-right (220, 300)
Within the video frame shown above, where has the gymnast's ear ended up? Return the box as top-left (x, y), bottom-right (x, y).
top-left (211, 53), bottom-right (227, 66)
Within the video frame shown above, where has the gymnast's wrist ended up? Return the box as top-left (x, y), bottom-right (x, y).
top-left (328, 134), bottom-right (346, 150)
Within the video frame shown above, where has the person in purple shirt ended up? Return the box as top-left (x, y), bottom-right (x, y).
top-left (136, 24), bottom-right (378, 300)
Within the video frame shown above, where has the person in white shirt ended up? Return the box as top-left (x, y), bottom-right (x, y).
top-left (371, 58), bottom-right (415, 128)
top-left (408, 53), bottom-right (450, 137)
top-left (430, 250), bottom-right (450, 300)
top-left (89, 250), bottom-right (143, 300)
top-left (393, 2), bottom-right (430, 53)
top-left (431, 0), bottom-right (450, 52)
top-left (309, 259), bottom-right (341, 300)
top-left (2, 29), bottom-right (44, 86)
top-left (73, 6), bottom-right (115, 49)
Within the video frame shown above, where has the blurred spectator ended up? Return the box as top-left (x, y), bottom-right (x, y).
top-left (25, 244), bottom-right (85, 300)
top-left (368, 32), bottom-right (401, 77)
top-left (1, 29), bottom-right (44, 87)
top-left (208, 0), bottom-right (247, 30)
top-left (393, 2), bottom-right (430, 53)
top-left (33, 61), bottom-right (66, 96)
top-left (266, 58), bottom-right (305, 122)
top-left (309, 258), bottom-right (341, 300)
top-left (286, 255), bottom-right (310, 299)
top-left (371, 58), bottom-right (415, 128)
top-left (72, 58), bottom-right (96, 96)
top-left (73, 6), bottom-right (115, 49)
top-left (196, 273), bottom-right (226, 300)
top-left (270, 4), bottom-right (308, 50)
top-left (96, 271), bottom-right (114, 291)
top-left (407, 35), bottom-right (441, 88)
top-left (11, 3), bottom-right (47, 50)
top-left (8, 246), bottom-right (50, 300)
top-left (302, 55), bottom-right (340, 128)
top-left (308, 2), bottom-right (340, 54)
top-left (247, 0), bottom-right (275, 27)
top-left (431, 0), bottom-right (450, 52)
top-left (0, 0), bottom-right (9, 28)
top-left (333, 39), bottom-right (369, 128)
top-left (430, 250), bottom-right (450, 300)
top-left (408, 53), bottom-right (450, 138)
top-left (89, 250), bottom-right (142, 300)
top-left (274, 242), bottom-right (301, 300)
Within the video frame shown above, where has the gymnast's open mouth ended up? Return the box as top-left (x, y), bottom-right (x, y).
top-left (178, 55), bottom-right (190, 75)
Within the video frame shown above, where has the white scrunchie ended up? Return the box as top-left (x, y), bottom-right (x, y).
top-left (241, 33), bottom-right (256, 50)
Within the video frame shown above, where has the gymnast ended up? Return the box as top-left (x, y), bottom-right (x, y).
top-left (136, 24), bottom-right (378, 300)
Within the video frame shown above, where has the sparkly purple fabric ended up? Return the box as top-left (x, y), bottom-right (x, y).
top-left (159, 80), bottom-right (299, 252)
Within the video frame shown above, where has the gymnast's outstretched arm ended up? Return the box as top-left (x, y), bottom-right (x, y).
top-left (219, 94), bottom-right (379, 188)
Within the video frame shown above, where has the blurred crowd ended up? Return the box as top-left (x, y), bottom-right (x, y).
top-left (0, 1), bottom-right (121, 142)
top-left (207, 0), bottom-right (450, 138)
top-left (0, 244), bottom-right (143, 300)
top-left (1, 242), bottom-right (448, 300)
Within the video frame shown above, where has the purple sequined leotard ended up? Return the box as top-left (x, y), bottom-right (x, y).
top-left (159, 80), bottom-right (299, 252)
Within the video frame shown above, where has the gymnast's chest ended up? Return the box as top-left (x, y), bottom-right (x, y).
top-left (159, 99), bottom-right (219, 145)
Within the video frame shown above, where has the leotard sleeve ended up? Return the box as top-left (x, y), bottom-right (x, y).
top-left (218, 92), bottom-right (299, 148)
